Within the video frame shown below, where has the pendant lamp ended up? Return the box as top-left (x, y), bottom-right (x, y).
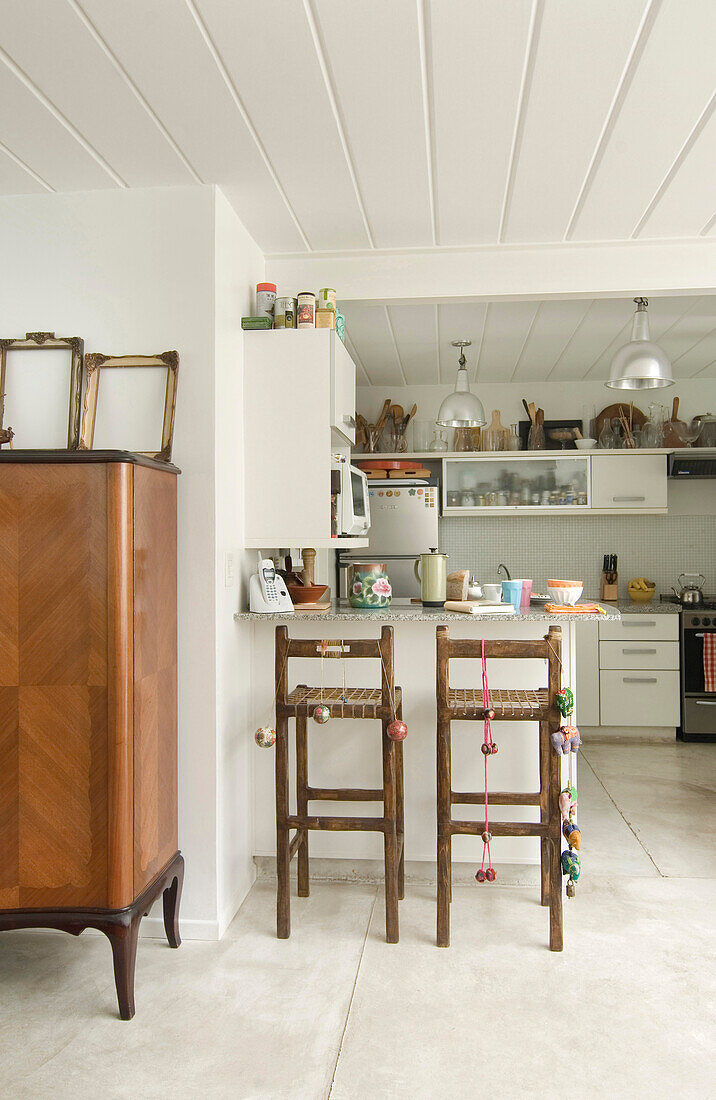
top-left (436, 340), bottom-right (487, 427)
top-left (606, 297), bottom-right (673, 390)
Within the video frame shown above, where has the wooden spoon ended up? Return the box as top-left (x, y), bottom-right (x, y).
top-left (375, 399), bottom-right (391, 435)
top-left (522, 399), bottom-right (535, 424)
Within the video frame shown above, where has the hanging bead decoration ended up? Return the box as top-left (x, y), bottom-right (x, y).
top-left (254, 726), bottom-right (276, 748)
top-left (475, 639), bottom-right (496, 884)
top-left (387, 719), bottom-right (408, 741)
top-left (313, 639), bottom-right (331, 724)
top-left (546, 639), bottom-right (583, 899)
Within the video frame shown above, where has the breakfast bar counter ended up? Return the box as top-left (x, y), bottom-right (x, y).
top-left (239, 601), bottom-right (619, 874)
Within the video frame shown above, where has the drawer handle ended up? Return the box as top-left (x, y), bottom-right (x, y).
top-left (342, 414), bottom-right (356, 428)
top-left (695, 633), bottom-right (716, 638)
top-left (612, 495), bottom-right (646, 502)
top-left (622, 648), bottom-right (657, 654)
top-left (622, 676), bottom-right (657, 683)
top-left (695, 700), bottom-right (716, 706)
top-left (622, 621), bottom-right (656, 627)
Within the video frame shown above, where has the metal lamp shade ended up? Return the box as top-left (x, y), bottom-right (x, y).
top-left (436, 367), bottom-right (487, 427)
top-left (606, 299), bottom-right (674, 390)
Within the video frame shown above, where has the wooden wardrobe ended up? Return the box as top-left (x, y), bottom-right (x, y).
top-left (0, 452), bottom-right (183, 1019)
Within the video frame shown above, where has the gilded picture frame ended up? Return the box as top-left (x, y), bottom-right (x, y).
top-left (79, 351), bottom-right (179, 462)
top-left (0, 331), bottom-right (84, 449)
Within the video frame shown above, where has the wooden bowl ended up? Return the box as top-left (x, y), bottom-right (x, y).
top-left (287, 583), bottom-right (328, 604)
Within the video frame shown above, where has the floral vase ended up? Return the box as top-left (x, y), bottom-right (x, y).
top-left (347, 562), bottom-right (392, 609)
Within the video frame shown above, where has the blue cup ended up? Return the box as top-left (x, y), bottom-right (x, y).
top-left (501, 579), bottom-right (523, 608)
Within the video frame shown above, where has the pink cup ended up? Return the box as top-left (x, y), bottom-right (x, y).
top-left (515, 579), bottom-right (533, 607)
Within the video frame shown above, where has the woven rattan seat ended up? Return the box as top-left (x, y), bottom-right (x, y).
top-left (284, 685), bottom-right (403, 720)
top-left (446, 687), bottom-right (548, 721)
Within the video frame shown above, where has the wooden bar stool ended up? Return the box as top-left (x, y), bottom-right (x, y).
top-left (436, 625), bottom-right (563, 951)
top-left (274, 625), bottom-right (405, 943)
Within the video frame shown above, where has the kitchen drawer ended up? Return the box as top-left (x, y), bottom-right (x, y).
top-left (600, 669), bottom-right (680, 727)
top-left (590, 454), bottom-right (667, 511)
top-left (599, 614), bottom-right (678, 642)
top-left (599, 640), bottom-right (679, 670)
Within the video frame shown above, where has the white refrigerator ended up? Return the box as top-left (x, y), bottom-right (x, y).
top-left (340, 481), bottom-right (440, 600)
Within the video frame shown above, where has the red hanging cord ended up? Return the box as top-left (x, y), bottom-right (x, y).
top-left (477, 639), bottom-right (496, 882)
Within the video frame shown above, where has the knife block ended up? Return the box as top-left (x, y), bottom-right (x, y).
top-left (600, 573), bottom-right (618, 601)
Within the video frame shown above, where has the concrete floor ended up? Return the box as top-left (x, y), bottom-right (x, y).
top-left (1, 741), bottom-right (714, 1099)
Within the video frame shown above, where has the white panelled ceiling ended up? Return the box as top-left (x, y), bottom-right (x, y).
top-left (0, 0), bottom-right (713, 253)
top-left (342, 296), bottom-right (716, 386)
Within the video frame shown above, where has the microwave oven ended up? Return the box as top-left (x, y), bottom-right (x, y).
top-left (337, 462), bottom-right (371, 536)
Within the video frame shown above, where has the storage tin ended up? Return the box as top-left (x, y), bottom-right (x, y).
top-left (318, 287), bottom-right (337, 311)
top-left (274, 296), bottom-right (297, 329)
top-left (297, 291), bottom-right (316, 329)
top-left (255, 281), bottom-right (277, 317)
top-left (315, 308), bottom-right (336, 329)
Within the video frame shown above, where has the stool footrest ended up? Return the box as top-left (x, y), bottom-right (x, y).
top-left (306, 786), bottom-right (384, 802)
top-left (441, 820), bottom-right (551, 838)
top-left (451, 790), bottom-right (541, 806)
top-left (286, 814), bottom-right (390, 833)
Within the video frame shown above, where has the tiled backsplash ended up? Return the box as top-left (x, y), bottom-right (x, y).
top-left (439, 514), bottom-right (716, 597)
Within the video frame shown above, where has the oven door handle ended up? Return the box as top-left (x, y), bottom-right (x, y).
top-left (695, 700), bottom-right (716, 706)
top-left (694, 632), bottom-right (716, 638)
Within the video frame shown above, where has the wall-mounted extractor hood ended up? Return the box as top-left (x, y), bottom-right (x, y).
top-left (668, 452), bottom-right (716, 478)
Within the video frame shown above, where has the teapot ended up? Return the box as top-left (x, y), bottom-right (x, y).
top-left (671, 573), bottom-right (705, 607)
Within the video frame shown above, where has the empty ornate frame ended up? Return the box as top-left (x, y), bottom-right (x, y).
top-left (0, 331), bottom-right (84, 449)
top-left (79, 351), bottom-right (179, 462)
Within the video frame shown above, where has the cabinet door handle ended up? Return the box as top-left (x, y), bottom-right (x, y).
top-left (622, 676), bottom-right (657, 683)
top-left (623, 621), bottom-right (656, 627)
top-left (612, 495), bottom-right (646, 502)
top-left (342, 414), bottom-right (356, 428)
top-left (695, 700), bottom-right (716, 706)
top-left (622, 648), bottom-right (657, 654)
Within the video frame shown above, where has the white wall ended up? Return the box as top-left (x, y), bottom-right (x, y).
top-left (0, 185), bottom-right (264, 939)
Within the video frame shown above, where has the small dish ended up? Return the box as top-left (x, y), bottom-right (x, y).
top-left (574, 438), bottom-right (597, 450)
top-left (287, 583), bottom-right (328, 604)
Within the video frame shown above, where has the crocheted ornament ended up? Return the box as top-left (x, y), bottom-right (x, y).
top-left (254, 726), bottom-right (276, 748)
top-left (387, 719), bottom-right (408, 742)
top-left (485, 868), bottom-right (496, 882)
top-left (563, 820), bottom-right (581, 850)
top-left (561, 849), bottom-right (580, 881)
top-left (555, 687), bottom-right (574, 718)
top-left (559, 785), bottom-right (578, 820)
top-left (312, 704), bottom-right (331, 724)
top-left (475, 869), bottom-right (486, 883)
top-left (550, 725), bottom-right (581, 755)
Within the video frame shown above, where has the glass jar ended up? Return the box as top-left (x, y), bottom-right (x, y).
top-left (429, 429), bottom-right (448, 452)
top-left (461, 490), bottom-right (476, 507)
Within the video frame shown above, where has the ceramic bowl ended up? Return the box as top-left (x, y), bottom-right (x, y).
top-left (287, 583), bottom-right (328, 604)
top-left (574, 438), bottom-right (597, 450)
top-left (547, 580), bottom-right (584, 605)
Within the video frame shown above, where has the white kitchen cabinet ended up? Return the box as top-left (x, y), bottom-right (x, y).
top-left (599, 640), bottom-right (679, 671)
top-left (590, 454), bottom-right (667, 512)
top-left (600, 670), bottom-right (680, 727)
top-left (599, 614), bottom-right (678, 642)
top-left (243, 330), bottom-right (365, 548)
top-left (442, 454), bottom-right (590, 514)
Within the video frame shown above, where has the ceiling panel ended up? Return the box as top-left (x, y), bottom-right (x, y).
top-left (387, 304), bottom-right (437, 384)
top-left (474, 301), bottom-right (539, 382)
top-left (504, 0), bottom-right (647, 242)
top-left (637, 101), bottom-right (716, 238)
top-left (0, 58), bottom-right (115, 191)
top-left (0, 0), bottom-right (194, 189)
top-left (570, 0), bottom-right (716, 241)
top-left (430, 0), bottom-right (533, 245)
top-left (313, 0), bottom-right (434, 248)
top-left (80, 0), bottom-right (307, 253)
top-left (340, 302), bottom-right (404, 387)
top-left (0, 146), bottom-right (49, 195)
top-left (512, 299), bottom-right (592, 381)
top-left (437, 303), bottom-right (488, 381)
top-left (673, 327), bottom-right (716, 377)
top-left (194, 0), bottom-right (370, 250)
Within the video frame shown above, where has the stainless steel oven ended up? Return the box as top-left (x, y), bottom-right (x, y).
top-left (679, 608), bottom-right (716, 741)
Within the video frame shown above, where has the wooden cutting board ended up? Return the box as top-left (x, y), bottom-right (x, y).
top-left (595, 402), bottom-right (646, 441)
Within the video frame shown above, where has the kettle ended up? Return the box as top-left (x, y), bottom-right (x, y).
top-left (414, 548), bottom-right (448, 607)
top-left (672, 573), bottom-right (706, 607)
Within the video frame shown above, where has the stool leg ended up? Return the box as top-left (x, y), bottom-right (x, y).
top-left (539, 721), bottom-right (550, 907)
top-left (382, 721), bottom-right (399, 944)
top-left (275, 714), bottom-right (291, 939)
top-left (436, 715), bottom-right (451, 948)
top-left (548, 743), bottom-right (564, 952)
top-left (296, 714), bottom-right (310, 898)
top-left (396, 704), bottom-right (405, 902)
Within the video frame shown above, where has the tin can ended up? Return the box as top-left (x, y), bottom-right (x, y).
top-left (335, 309), bottom-right (345, 342)
top-left (297, 291), bottom-right (316, 329)
top-left (274, 296), bottom-right (297, 329)
top-left (255, 282), bottom-right (276, 318)
top-left (318, 287), bottom-right (336, 311)
top-left (315, 308), bottom-right (336, 329)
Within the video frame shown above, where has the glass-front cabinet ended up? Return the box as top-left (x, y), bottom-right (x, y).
top-left (442, 455), bottom-right (591, 514)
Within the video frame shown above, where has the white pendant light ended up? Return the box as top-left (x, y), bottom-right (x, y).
top-left (436, 339), bottom-right (487, 427)
top-left (606, 297), bottom-right (674, 390)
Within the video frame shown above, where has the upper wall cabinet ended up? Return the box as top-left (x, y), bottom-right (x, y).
top-left (590, 454), bottom-right (667, 513)
top-left (243, 331), bottom-right (362, 548)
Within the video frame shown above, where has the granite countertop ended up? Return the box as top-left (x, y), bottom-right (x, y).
top-left (235, 599), bottom-right (621, 623)
top-left (607, 598), bottom-right (680, 615)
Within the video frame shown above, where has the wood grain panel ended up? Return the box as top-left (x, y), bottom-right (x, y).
top-left (18, 465), bottom-right (107, 686)
top-left (18, 685), bottom-right (108, 908)
top-left (133, 466), bottom-right (177, 896)
top-left (0, 474), bottom-right (19, 686)
top-left (0, 688), bottom-right (19, 908)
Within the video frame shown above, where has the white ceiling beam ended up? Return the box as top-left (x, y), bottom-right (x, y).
top-left (267, 237), bottom-right (716, 304)
top-left (416, 0), bottom-right (438, 246)
top-left (497, 0), bottom-right (543, 242)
